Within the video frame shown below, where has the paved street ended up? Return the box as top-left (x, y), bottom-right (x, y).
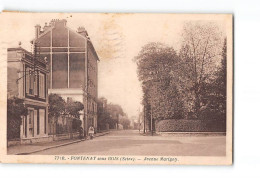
top-left (31, 130), bottom-right (226, 156)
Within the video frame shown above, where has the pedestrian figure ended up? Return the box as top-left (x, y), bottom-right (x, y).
top-left (88, 126), bottom-right (94, 140)
top-left (79, 127), bottom-right (84, 139)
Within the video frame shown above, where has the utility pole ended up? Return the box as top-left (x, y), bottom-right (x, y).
top-left (151, 105), bottom-right (153, 136)
top-left (143, 105), bottom-right (146, 134)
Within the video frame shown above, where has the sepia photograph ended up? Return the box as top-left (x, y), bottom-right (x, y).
top-left (0, 12), bottom-right (233, 165)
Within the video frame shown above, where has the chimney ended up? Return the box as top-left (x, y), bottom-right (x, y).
top-left (43, 22), bottom-right (49, 31)
top-left (77, 26), bottom-right (88, 37)
top-left (35, 24), bottom-right (41, 39)
top-left (50, 19), bottom-right (67, 27)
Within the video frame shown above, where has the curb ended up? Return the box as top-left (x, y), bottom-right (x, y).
top-left (139, 132), bottom-right (226, 136)
top-left (15, 132), bottom-right (110, 155)
top-left (86, 132), bottom-right (109, 140)
top-left (157, 132), bottom-right (226, 136)
top-left (95, 131), bottom-right (109, 137)
top-left (16, 139), bottom-right (85, 155)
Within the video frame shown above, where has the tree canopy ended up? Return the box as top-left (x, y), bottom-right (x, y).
top-left (135, 22), bottom-right (226, 129)
top-left (48, 93), bottom-right (66, 121)
top-left (178, 22), bottom-right (224, 118)
top-left (135, 42), bottom-right (184, 123)
top-left (66, 101), bottom-right (84, 118)
top-left (7, 97), bottom-right (27, 139)
top-left (48, 94), bottom-right (84, 134)
top-left (97, 97), bottom-right (129, 130)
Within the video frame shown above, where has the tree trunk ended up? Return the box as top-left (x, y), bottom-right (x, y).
top-left (194, 90), bottom-right (201, 119)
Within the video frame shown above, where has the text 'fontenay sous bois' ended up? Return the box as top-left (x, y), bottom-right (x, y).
top-left (54, 156), bottom-right (136, 161)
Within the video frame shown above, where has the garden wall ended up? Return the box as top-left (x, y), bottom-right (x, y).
top-left (155, 119), bottom-right (226, 132)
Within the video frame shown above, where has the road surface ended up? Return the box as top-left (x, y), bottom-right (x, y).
top-left (31, 130), bottom-right (226, 156)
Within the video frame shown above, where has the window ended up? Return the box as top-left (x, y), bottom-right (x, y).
top-left (34, 73), bottom-right (38, 95)
top-left (26, 67), bottom-right (38, 96)
top-left (29, 72), bottom-right (34, 94)
top-left (39, 73), bottom-right (45, 98)
top-left (26, 68), bottom-right (29, 94)
top-left (28, 109), bottom-right (34, 137)
top-left (39, 109), bottom-right (46, 135)
top-left (44, 110), bottom-right (46, 134)
top-left (37, 110), bottom-right (40, 135)
top-left (28, 110), bottom-right (34, 125)
top-left (25, 116), bottom-right (27, 137)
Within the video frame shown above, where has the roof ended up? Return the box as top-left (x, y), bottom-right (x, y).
top-left (33, 19), bottom-right (100, 61)
top-left (7, 47), bottom-right (48, 68)
top-left (8, 47), bottom-right (32, 56)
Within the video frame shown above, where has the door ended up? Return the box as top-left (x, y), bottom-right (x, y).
top-left (27, 109), bottom-right (34, 138)
top-left (39, 109), bottom-right (46, 135)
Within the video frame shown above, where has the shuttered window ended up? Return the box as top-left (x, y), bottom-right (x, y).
top-left (39, 73), bottom-right (45, 98)
top-left (26, 68), bottom-right (30, 94)
top-left (25, 67), bottom-right (39, 96)
top-left (34, 73), bottom-right (38, 95)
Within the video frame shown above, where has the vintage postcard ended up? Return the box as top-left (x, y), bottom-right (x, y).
top-left (0, 12), bottom-right (233, 165)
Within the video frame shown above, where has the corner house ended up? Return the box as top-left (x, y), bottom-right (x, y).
top-left (7, 47), bottom-right (50, 144)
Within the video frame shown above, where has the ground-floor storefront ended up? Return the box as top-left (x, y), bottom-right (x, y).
top-left (20, 100), bottom-right (51, 144)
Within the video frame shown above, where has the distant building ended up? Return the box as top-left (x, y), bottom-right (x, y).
top-left (33, 19), bottom-right (99, 134)
top-left (7, 47), bottom-right (49, 143)
top-left (97, 97), bottom-right (108, 112)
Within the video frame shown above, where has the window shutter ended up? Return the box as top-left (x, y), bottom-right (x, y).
top-left (26, 68), bottom-right (29, 93)
top-left (39, 74), bottom-right (42, 97)
top-left (34, 74), bottom-right (38, 95)
top-left (30, 72), bottom-right (34, 94)
top-left (39, 73), bottom-right (45, 98)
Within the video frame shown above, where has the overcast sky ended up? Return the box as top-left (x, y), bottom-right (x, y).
top-left (0, 13), bottom-right (227, 118)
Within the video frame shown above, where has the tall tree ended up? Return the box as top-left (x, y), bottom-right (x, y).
top-left (48, 94), bottom-right (66, 135)
top-left (218, 38), bottom-right (227, 116)
top-left (200, 38), bottom-right (227, 121)
top-left (178, 22), bottom-right (224, 118)
top-left (135, 42), bottom-right (183, 129)
top-left (49, 94), bottom-right (84, 134)
top-left (107, 103), bottom-right (125, 129)
top-left (119, 116), bottom-right (131, 129)
top-left (66, 100), bottom-right (84, 132)
top-left (97, 98), bottom-right (127, 130)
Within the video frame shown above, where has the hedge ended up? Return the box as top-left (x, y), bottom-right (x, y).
top-left (155, 119), bottom-right (226, 132)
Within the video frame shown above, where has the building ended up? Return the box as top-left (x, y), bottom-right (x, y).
top-left (7, 47), bottom-right (49, 143)
top-left (33, 19), bottom-right (99, 135)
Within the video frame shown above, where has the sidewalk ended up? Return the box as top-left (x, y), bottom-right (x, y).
top-left (7, 138), bottom-right (85, 155)
top-left (7, 131), bottom-right (110, 155)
